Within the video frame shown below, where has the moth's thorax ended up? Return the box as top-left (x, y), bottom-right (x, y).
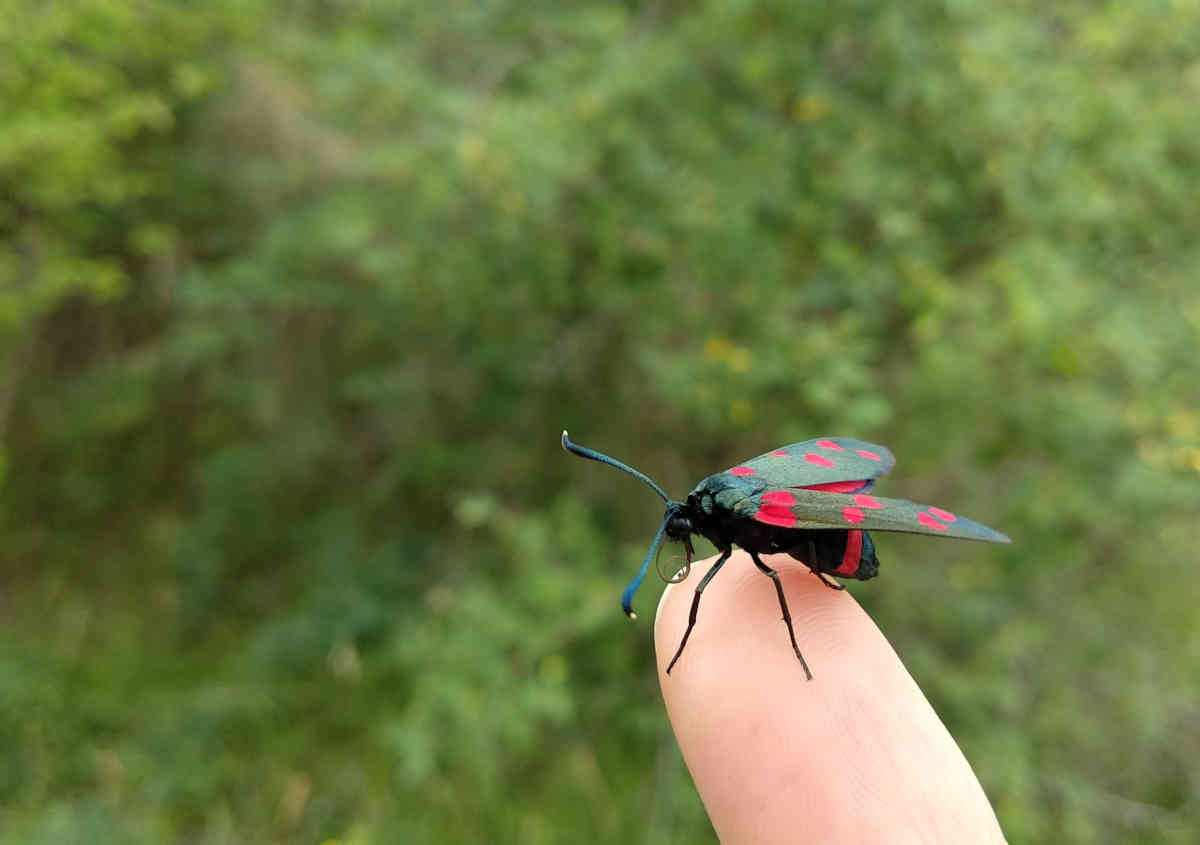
top-left (683, 473), bottom-right (763, 550)
top-left (689, 472), bottom-right (765, 513)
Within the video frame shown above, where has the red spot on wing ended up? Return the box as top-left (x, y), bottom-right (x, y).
top-left (769, 450), bottom-right (789, 456)
top-left (929, 507), bottom-right (957, 523)
top-left (835, 530), bottom-right (863, 575)
top-left (853, 494), bottom-right (882, 509)
top-left (755, 504), bottom-right (797, 527)
top-left (918, 511), bottom-right (949, 531)
top-left (856, 449), bottom-right (882, 461)
top-left (729, 466), bottom-right (756, 476)
top-left (842, 506), bottom-right (864, 524)
top-left (805, 453), bottom-right (835, 467)
top-left (801, 480), bottom-right (868, 493)
top-left (761, 490), bottom-right (797, 505)
top-left (816, 439), bottom-right (844, 451)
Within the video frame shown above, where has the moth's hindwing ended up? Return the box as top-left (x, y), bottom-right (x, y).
top-left (741, 487), bottom-right (1010, 543)
top-left (726, 437), bottom-right (896, 489)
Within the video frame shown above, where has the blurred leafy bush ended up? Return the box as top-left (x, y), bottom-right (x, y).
top-left (1, 1), bottom-right (1198, 842)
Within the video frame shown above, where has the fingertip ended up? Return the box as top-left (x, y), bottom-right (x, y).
top-left (654, 551), bottom-right (1005, 843)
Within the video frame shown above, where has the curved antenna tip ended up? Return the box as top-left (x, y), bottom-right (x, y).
top-left (561, 431), bottom-right (673, 504)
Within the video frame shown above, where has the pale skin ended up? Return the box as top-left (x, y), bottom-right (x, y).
top-left (655, 550), bottom-right (1007, 844)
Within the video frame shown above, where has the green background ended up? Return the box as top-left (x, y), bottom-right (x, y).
top-left (2, 1), bottom-right (1198, 842)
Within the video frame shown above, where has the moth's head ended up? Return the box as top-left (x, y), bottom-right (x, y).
top-left (654, 503), bottom-right (695, 585)
top-left (664, 502), bottom-right (696, 562)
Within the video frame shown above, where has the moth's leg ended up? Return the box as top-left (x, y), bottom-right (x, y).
top-left (808, 539), bottom-right (846, 590)
top-left (750, 551), bottom-right (814, 680)
top-left (814, 571), bottom-right (846, 590)
top-left (666, 548), bottom-right (732, 674)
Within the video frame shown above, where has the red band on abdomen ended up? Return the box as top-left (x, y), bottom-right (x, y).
top-left (835, 530), bottom-right (863, 575)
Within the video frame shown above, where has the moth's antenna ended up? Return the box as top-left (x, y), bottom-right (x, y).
top-left (561, 431), bottom-right (671, 504)
top-left (621, 516), bottom-right (670, 619)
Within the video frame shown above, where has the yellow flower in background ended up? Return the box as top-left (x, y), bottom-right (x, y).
top-left (704, 335), bottom-right (751, 373)
top-left (792, 94), bottom-right (831, 122)
top-left (729, 399), bottom-right (753, 425)
top-left (1166, 409), bottom-right (1199, 439)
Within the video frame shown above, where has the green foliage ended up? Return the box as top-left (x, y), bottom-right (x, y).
top-left (2, 1), bottom-right (1199, 842)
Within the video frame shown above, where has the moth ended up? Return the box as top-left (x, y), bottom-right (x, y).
top-left (562, 432), bottom-right (1009, 678)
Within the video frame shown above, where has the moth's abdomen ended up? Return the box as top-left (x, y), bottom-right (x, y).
top-left (789, 530), bottom-right (880, 581)
top-left (834, 530), bottom-right (879, 580)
